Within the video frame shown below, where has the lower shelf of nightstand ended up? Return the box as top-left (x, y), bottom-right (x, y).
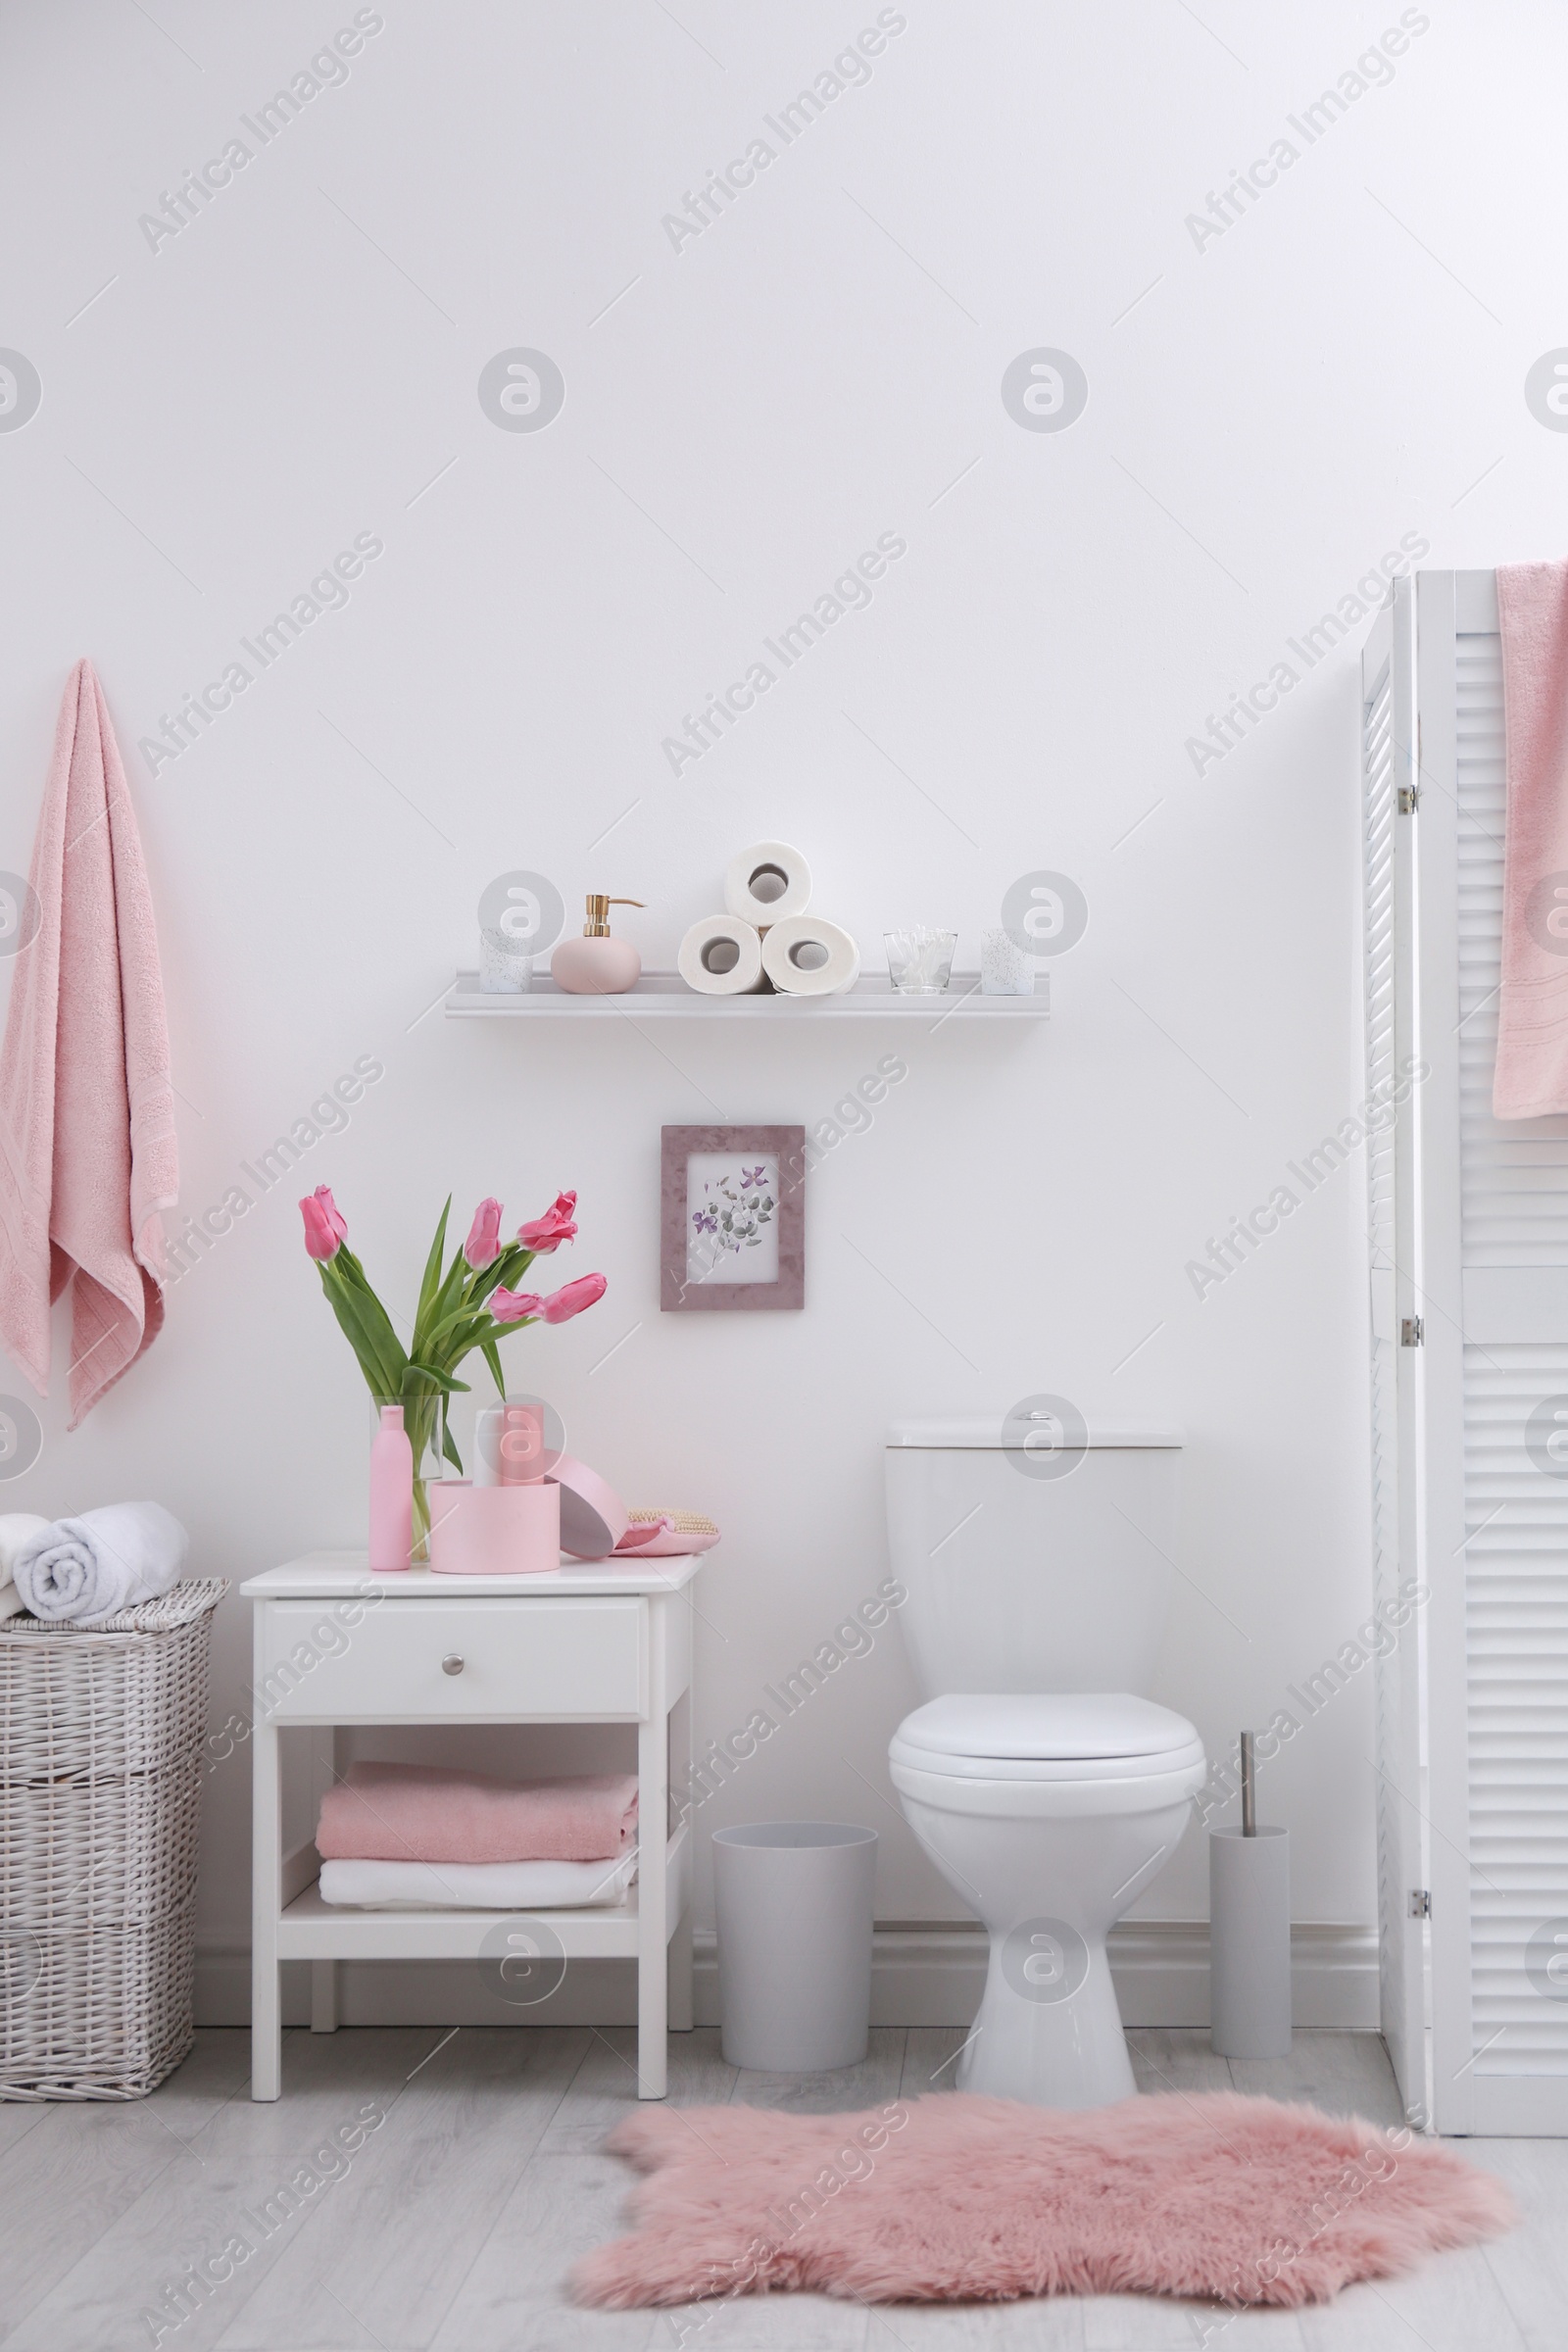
top-left (276, 1878), bottom-right (650, 1960)
top-left (276, 1818), bottom-right (687, 1962)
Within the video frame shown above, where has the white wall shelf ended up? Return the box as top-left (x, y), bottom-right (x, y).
top-left (446, 971), bottom-right (1051, 1019)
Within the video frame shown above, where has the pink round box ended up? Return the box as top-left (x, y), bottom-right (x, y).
top-left (426, 1480), bottom-right (561, 1575)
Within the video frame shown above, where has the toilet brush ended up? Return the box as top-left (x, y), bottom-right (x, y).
top-left (1209, 1731), bottom-right (1292, 2059)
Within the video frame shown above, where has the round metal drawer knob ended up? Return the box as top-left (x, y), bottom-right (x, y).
top-left (441, 1653), bottom-right (465, 1676)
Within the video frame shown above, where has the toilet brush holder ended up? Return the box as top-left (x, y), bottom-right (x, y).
top-left (1209, 1732), bottom-right (1291, 2059)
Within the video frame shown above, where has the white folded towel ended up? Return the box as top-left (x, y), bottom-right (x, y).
top-left (318, 1853), bottom-right (637, 1911)
top-left (0, 1512), bottom-right (48, 1624)
top-left (14, 1500), bottom-right (189, 1626)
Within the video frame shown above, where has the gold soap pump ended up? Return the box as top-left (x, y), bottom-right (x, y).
top-left (551, 895), bottom-right (646, 996)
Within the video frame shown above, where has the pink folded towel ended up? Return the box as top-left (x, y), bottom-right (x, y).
top-left (1495, 563), bottom-right (1568, 1118)
top-left (0, 662), bottom-right (177, 1422)
top-left (316, 1761), bottom-right (640, 1864)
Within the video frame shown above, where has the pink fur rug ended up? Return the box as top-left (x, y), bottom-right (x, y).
top-left (573, 2090), bottom-right (1513, 2311)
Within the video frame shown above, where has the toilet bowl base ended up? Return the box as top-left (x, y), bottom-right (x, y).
top-left (889, 1766), bottom-right (1203, 2112)
top-left (956, 1926), bottom-right (1135, 2109)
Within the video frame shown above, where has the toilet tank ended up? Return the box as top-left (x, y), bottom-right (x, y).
top-left (885, 1416), bottom-right (1183, 1696)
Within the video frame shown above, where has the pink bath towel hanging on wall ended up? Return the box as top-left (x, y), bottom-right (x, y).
top-left (1494, 562), bottom-right (1568, 1118)
top-left (0, 662), bottom-right (178, 1424)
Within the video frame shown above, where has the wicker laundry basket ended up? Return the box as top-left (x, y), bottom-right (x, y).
top-left (0, 1578), bottom-right (226, 2099)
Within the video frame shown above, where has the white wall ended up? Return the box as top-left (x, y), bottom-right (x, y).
top-left (0, 0), bottom-right (1558, 1994)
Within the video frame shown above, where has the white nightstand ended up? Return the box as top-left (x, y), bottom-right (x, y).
top-left (240, 1550), bottom-right (699, 2101)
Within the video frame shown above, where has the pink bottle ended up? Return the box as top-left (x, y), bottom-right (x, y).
top-left (498, 1402), bottom-right (546, 1484)
top-left (368, 1403), bottom-right (413, 1572)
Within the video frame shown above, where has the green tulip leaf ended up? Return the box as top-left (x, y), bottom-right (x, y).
top-left (412, 1198), bottom-right (454, 1349)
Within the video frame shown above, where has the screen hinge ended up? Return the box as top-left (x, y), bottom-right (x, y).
top-left (1400, 1316), bottom-right (1424, 1348)
top-left (1397, 784), bottom-right (1421, 814)
top-left (1409, 1888), bottom-right (1432, 1918)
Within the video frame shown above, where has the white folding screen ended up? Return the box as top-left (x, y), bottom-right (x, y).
top-left (1365, 568), bottom-right (1568, 2134)
top-left (1359, 582), bottom-right (1430, 2133)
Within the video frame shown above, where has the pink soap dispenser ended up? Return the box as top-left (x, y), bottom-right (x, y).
top-left (368, 1403), bottom-right (413, 1572)
top-left (551, 895), bottom-right (645, 995)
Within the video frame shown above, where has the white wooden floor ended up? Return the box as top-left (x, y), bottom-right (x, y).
top-left (0, 2026), bottom-right (1552, 2351)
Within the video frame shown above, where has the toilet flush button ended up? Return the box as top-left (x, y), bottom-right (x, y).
top-left (1002, 1394), bottom-right (1088, 1482)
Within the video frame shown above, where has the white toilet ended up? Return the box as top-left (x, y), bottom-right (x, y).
top-left (886, 1415), bottom-right (1204, 2110)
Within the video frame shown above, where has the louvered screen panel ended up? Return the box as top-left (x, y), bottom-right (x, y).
top-left (1457, 627), bottom-right (1568, 2076)
top-left (1362, 648), bottom-right (1409, 2058)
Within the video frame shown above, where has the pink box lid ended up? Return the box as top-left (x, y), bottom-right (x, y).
top-left (552, 1453), bottom-right (630, 1559)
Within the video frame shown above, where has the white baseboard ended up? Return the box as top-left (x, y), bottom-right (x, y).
top-left (194, 1949), bottom-right (644, 2029)
top-left (854, 1921), bottom-right (1378, 2033)
top-left (195, 1920), bottom-right (1377, 2033)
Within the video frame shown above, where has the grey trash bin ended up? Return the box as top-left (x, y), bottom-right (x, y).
top-left (712, 1822), bottom-right (877, 2072)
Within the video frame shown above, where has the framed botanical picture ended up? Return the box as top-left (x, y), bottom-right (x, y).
top-left (661, 1125), bottom-right (805, 1312)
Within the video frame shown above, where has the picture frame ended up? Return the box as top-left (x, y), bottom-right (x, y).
top-left (661, 1125), bottom-right (805, 1312)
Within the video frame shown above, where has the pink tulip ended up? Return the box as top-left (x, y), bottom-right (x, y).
top-left (465, 1197), bottom-right (504, 1269)
top-left (518, 1190), bottom-right (577, 1254)
top-left (538, 1272), bottom-right (606, 1324)
top-left (490, 1286), bottom-right (545, 1324)
top-left (300, 1188), bottom-right (344, 1261)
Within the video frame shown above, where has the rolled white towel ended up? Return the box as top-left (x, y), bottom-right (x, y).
top-left (0, 1512), bottom-right (49, 1624)
top-left (14, 1501), bottom-right (189, 1626)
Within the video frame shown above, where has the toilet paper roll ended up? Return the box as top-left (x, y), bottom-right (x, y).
top-left (724, 841), bottom-right (811, 929)
top-left (677, 914), bottom-right (766, 996)
top-left (760, 914), bottom-right (861, 997)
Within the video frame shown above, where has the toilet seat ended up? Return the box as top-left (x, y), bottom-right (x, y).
top-left (889, 1692), bottom-right (1204, 1782)
top-left (890, 1692), bottom-right (1205, 1817)
top-left (890, 1755), bottom-right (1206, 1820)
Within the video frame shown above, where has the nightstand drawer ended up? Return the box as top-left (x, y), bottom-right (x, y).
top-left (256, 1597), bottom-right (644, 1720)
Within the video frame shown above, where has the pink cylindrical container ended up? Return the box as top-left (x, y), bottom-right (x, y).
top-left (426, 1480), bottom-right (562, 1574)
top-left (501, 1403), bottom-right (546, 1483)
top-left (475, 1402), bottom-right (550, 1485)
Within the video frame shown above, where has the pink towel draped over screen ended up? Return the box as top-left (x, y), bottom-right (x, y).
top-left (1494, 563), bottom-right (1568, 1119)
top-left (316, 1762), bottom-right (641, 1864)
top-left (0, 662), bottom-right (177, 1423)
